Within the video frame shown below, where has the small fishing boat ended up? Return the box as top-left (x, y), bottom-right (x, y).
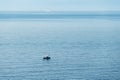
top-left (43, 56), bottom-right (51, 60)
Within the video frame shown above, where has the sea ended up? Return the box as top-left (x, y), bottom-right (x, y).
top-left (0, 11), bottom-right (120, 80)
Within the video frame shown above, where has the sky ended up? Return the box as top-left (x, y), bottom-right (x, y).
top-left (0, 0), bottom-right (120, 11)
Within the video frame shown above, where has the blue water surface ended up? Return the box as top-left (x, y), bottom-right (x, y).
top-left (0, 12), bottom-right (120, 80)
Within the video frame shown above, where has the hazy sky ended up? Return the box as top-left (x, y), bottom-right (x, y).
top-left (0, 0), bottom-right (120, 11)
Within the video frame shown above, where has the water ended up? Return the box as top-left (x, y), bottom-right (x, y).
top-left (0, 12), bottom-right (120, 80)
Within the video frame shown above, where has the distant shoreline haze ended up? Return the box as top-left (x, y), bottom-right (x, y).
top-left (0, 11), bottom-right (120, 14)
top-left (0, 11), bottom-right (120, 20)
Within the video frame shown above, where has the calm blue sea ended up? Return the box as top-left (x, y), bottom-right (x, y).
top-left (0, 12), bottom-right (120, 80)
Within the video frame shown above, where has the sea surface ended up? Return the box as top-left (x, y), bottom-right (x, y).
top-left (0, 12), bottom-right (120, 80)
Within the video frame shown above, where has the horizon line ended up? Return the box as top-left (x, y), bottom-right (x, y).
top-left (0, 10), bottom-right (120, 12)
